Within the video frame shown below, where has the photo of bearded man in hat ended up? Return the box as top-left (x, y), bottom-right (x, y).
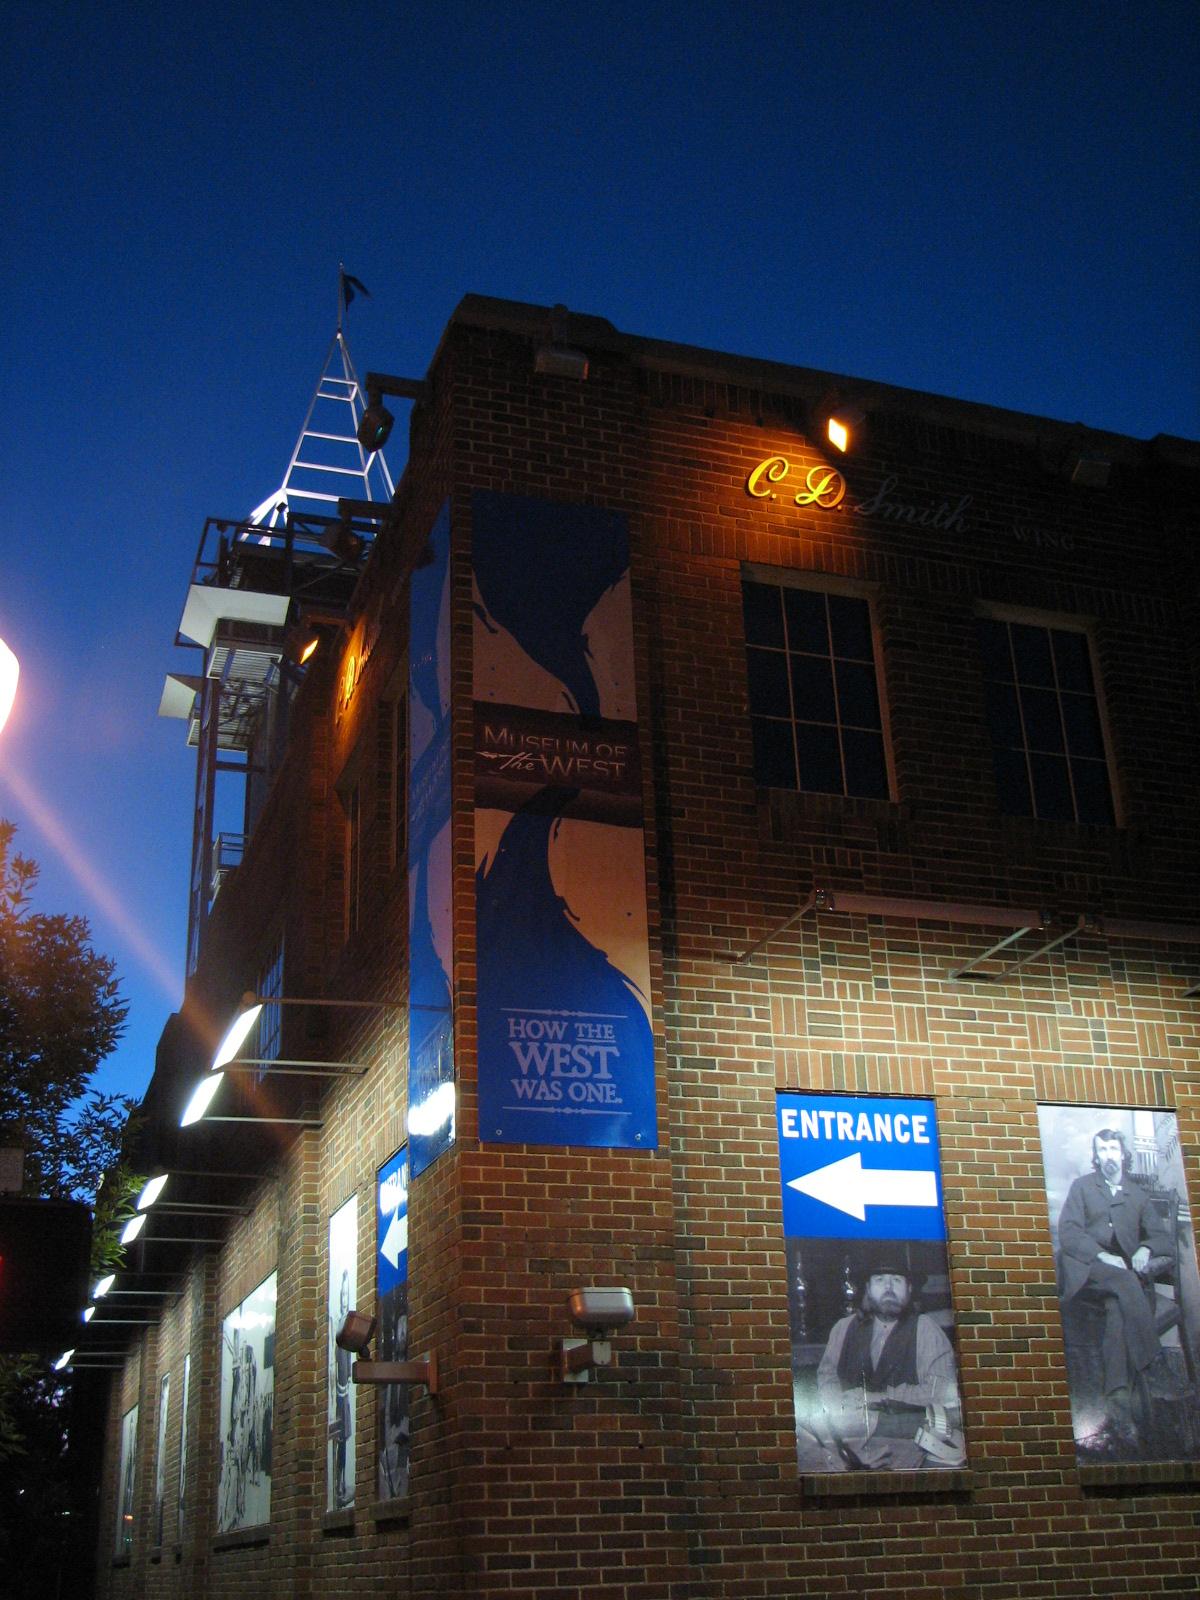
top-left (793, 1240), bottom-right (965, 1471)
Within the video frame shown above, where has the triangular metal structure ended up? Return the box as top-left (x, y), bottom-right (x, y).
top-left (245, 288), bottom-right (394, 530)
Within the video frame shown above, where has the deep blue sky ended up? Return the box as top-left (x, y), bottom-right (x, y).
top-left (1, 1), bottom-right (1196, 1112)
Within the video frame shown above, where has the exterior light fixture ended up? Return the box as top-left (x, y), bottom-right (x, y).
top-left (534, 304), bottom-right (589, 381)
top-left (298, 636), bottom-right (319, 666)
top-left (136, 1174), bottom-right (170, 1211)
top-left (558, 1286), bottom-right (635, 1384)
top-left (131, 1173), bottom-right (248, 1216)
top-left (0, 637), bottom-right (18, 736)
top-left (53, 1350), bottom-right (74, 1371)
top-left (357, 390), bottom-right (395, 453)
top-left (1065, 450), bottom-right (1111, 488)
top-left (212, 998), bottom-right (263, 1070)
top-left (355, 371), bottom-right (428, 455)
top-left (181, 1074), bottom-right (225, 1127)
top-left (179, 1069), bottom-right (323, 1129)
top-left (93, 1275), bottom-right (116, 1299)
top-left (335, 1308), bottom-right (438, 1392)
top-left (825, 403), bottom-right (867, 454)
top-left (82, 1306), bottom-right (95, 1323)
top-left (120, 1214), bottom-right (147, 1245)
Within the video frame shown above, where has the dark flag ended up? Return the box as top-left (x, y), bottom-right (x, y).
top-left (340, 271), bottom-right (371, 311)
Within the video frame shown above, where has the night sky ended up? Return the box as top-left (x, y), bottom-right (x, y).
top-left (1, 1), bottom-right (1196, 1112)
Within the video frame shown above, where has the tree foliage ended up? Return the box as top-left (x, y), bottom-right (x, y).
top-left (0, 820), bottom-right (140, 1478)
top-left (0, 819), bottom-right (130, 1200)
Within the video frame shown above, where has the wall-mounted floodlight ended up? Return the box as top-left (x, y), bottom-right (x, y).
top-left (179, 1069), bottom-right (323, 1130)
top-left (93, 1275), bottom-right (117, 1299)
top-left (209, 990), bottom-right (401, 1076)
top-left (120, 1213), bottom-right (147, 1245)
top-left (53, 1350), bottom-right (74, 1371)
top-left (335, 1310), bottom-right (438, 1393)
top-left (212, 1000), bottom-right (263, 1070)
top-left (136, 1174), bottom-right (170, 1211)
top-left (132, 1173), bottom-right (247, 1216)
top-left (0, 638), bottom-right (17, 737)
top-left (825, 402), bottom-right (867, 454)
top-left (82, 1306), bottom-right (95, 1323)
top-left (558, 1286), bottom-right (636, 1384)
top-left (356, 393), bottom-right (394, 453)
top-left (181, 1073), bottom-right (226, 1126)
top-left (355, 371), bottom-right (428, 454)
top-left (534, 304), bottom-right (589, 381)
top-left (1065, 450), bottom-right (1111, 488)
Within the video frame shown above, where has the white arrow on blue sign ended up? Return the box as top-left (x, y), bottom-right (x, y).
top-left (777, 1093), bottom-right (947, 1242)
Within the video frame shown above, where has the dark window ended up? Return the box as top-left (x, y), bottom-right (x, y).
top-left (742, 579), bottom-right (889, 799)
top-left (255, 935), bottom-right (284, 1079)
top-left (977, 617), bottom-right (1114, 825)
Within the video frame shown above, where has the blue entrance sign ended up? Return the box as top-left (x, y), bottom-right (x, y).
top-left (377, 1149), bottom-right (409, 1297)
top-left (375, 1147), bottom-right (410, 1501)
top-left (777, 1093), bottom-right (946, 1243)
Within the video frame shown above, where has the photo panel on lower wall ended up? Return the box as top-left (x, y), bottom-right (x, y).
top-left (217, 1272), bottom-right (276, 1534)
top-left (1036, 1102), bottom-right (1200, 1466)
top-left (777, 1092), bottom-right (967, 1473)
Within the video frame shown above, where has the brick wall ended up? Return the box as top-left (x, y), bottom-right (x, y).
top-left (94, 300), bottom-right (1199, 1599)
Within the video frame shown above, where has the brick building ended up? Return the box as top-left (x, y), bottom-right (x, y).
top-left (90, 296), bottom-right (1200, 1599)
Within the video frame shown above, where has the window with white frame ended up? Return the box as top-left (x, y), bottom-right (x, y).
top-left (741, 572), bottom-right (890, 799)
top-left (976, 612), bottom-right (1115, 825)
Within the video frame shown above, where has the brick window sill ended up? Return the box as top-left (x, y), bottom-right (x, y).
top-left (370, 1495), bottom-right (412, 1528)
top-left (800, 1467), bottom-right (974, 1498)
top-left (1079, 1458), bottom-right (1200, 1492)
top-left (212, 1526), bottom-right (270, 1553)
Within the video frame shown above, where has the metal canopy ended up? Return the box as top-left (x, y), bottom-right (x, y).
top-left (733, 887), bottom-right (1200, 993)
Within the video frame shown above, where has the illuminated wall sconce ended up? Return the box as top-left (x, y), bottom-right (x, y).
top-left (335, 1309), bottom-right (438, 1392)
top-left (356, 371), bottom-right (429, 454)
top-left (557, 1286), bottom-right (635, 1384)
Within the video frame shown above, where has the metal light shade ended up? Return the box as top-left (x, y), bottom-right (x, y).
top-left (181, 1072), bottom-right (225, 1127)
top-left (136, 1174), bottom-right (170, 1211)
top-left (212, 1002), bottom-right (262, 1069)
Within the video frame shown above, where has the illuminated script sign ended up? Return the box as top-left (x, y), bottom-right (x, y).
top-left (746, 456), bottom-right (973, 533)
top-left (747, 456), bottom-right (846, 508)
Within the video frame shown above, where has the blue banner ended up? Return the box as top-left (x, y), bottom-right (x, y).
top-left (407, 503), bottom-right (455, 1176)
top-left (473, 493), bottom-right (656, 1150)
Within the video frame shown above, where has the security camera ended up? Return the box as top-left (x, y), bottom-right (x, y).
top-left (566, 1287), bottom-right (635, 1335)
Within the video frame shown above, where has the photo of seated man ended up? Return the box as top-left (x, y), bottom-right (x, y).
top-left (788, 1238), bottom-right (966, 1472)
top-left (1037, 1103), bottom-right (1200, 1464)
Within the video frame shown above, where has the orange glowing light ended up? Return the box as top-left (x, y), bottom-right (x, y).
top-left (827, 416), bottom-right (850, 452)
top-left (299, 636), bottom-right (319, 666)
